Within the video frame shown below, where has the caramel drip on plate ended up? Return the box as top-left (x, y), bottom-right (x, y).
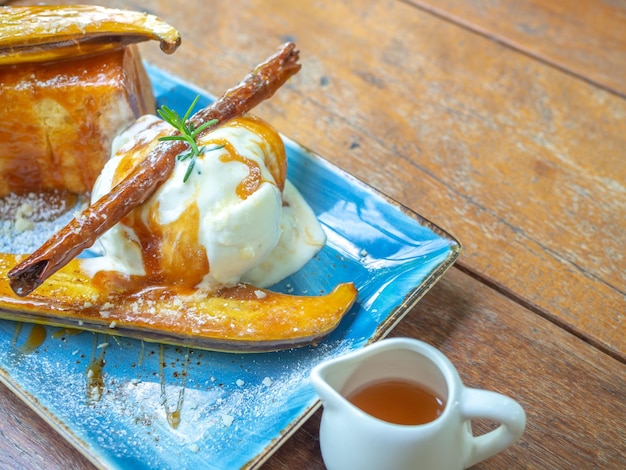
top-left (11, 323), bottom-right (47, 354)
top-left (159, 344), bottom-right (188, 429)
top-left (86, 335), bottom-right (107, 404)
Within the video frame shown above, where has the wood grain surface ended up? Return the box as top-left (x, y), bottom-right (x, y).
top-left (409, 0), bottom-right (626, 97)
top-left (1, 0), bottom-right (625, 469)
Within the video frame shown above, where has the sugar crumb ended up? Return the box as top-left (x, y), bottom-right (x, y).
top-left (188, 443), bottom-right (199, 453)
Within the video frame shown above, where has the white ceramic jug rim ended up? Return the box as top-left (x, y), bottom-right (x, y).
top-left (311, 337), bottom-right (462, 429)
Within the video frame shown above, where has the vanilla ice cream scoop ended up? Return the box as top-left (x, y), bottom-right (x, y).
top-left (88, 113), bottom-right (325, 290)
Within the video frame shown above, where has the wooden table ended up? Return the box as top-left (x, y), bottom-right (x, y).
top-left (1, 0), bottom-right (624, 468)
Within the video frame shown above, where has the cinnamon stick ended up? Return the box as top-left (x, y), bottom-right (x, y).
top-left (8, 42), bottom-right (301, 296)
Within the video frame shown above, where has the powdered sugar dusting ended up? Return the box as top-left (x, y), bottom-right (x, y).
top-left (0, 191), bottom-right (85, 254)
top-left (1, 323), bottom-right (358, 469)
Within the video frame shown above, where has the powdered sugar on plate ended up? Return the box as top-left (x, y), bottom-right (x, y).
top-left (0, 324), bottom-right (357, 469)
top-left (0, 191), bottom-right (85, 254)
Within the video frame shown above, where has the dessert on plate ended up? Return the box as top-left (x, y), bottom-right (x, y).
top-left (0, 5), bottom-right (357, 352)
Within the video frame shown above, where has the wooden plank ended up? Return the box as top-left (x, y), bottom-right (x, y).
top-left (408, 0), bottom-right (626, 97)
top-left (0, 380), bottom-right (94, 469)
top-left (130, 0), bottom-right (626, 355)
top-left (265, 268), bottom-right (626, 469)
top-left (2, 268), bottom-right (624, 469)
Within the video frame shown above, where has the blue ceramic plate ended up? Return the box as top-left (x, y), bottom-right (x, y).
top-left (0, 65), bottom-right (460, 469)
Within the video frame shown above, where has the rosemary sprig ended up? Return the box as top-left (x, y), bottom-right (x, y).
top-left (157, 95), bottom-right (219, 182)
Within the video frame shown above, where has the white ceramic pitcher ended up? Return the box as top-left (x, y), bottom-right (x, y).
top-left (310, 338), bottom-right (526, 470)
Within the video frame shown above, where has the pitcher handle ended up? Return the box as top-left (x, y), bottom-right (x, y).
top-left (460, 387), bottom-right (526, 468)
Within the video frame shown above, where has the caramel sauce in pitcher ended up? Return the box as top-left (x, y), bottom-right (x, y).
top-left (347, 379), bottom-right (446, 425)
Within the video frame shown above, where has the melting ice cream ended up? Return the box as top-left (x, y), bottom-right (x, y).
top-left (89, 114), bottom-right (325, 290)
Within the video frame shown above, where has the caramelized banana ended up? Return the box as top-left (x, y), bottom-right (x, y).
top-left (0, 5), bottom-right (181, 64)
top-left (0, 254), bottom-right (357, 352)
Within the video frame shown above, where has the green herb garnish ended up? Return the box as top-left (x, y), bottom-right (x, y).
top-left (157, 95), bottom-right (218, 182)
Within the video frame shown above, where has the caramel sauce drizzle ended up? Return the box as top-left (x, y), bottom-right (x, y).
top-left (159, 344), bottom-right (188, 429)
top-left (226, 115), bottom-right (287, 192)
top-left (86, 334), bottom-right (106, 404)
top-left (11, 322), bottom-right (47, 354)
top-left (51, 327), bottom-right (82, 339)
top-left (219, 143), bottom-right (264, 200)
